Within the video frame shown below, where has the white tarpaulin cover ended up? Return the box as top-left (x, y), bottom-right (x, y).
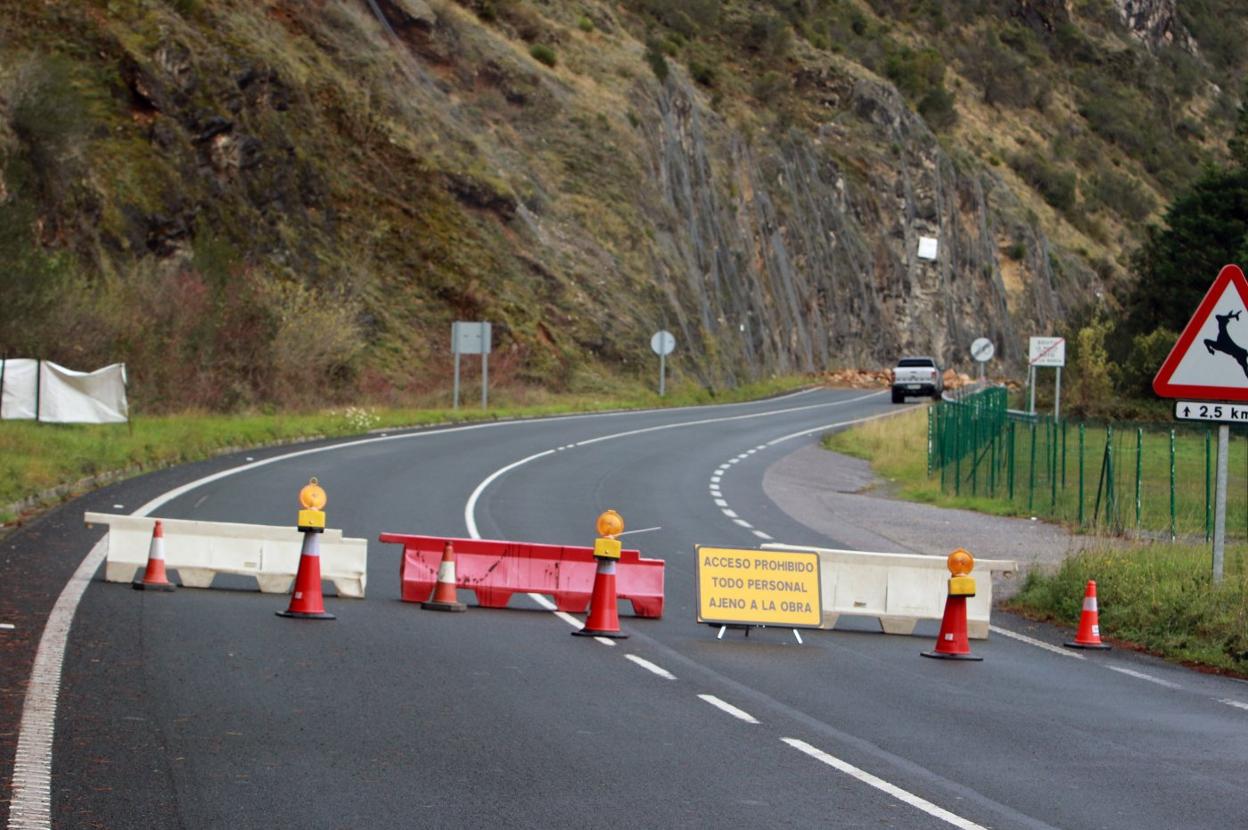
top-left (0, 360), bottom-right (128, 423)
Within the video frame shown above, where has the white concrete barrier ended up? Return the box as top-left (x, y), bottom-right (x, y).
top-left (763, 543), bottom-right (1017, 639)
top-left (84, 512), bottom-right (368, 598)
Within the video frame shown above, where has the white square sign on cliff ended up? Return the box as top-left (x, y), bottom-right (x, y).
top-left (917, 236), bottom-right (938, 261)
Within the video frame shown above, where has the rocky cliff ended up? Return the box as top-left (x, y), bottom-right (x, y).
top-left (0, 0), bottom-right (1240, 408)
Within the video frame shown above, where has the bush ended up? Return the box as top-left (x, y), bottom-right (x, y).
top-left (1119, 328), bottom-right (1178, 397)
top-left (884, 46), bottom-right (945, 100)
top-left (917, 87), bottom-right (957, 130)
top-left (529, 44), bottom-right (557, 67)
top-left (1010, 152), bottom-right (1078, 213)
top-left (644, 38), bottom-right (669, 82)
top-left (689, 60), bottom-right (717, 87)
top-left (1090, 168), bottom-right (1155, 221)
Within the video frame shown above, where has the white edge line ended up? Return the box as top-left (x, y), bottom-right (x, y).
top-left (697, 694), bottom-right (759, 724)
top-left (8, 537), bottom-right (107, 830)
top-left (782, 738), bottom-right (989, 830)
top-left (1107, 666), bottom-right (1182, 689)
top-left (594, 637), bottom-right (618, 647)
top-left (1218, 698), bottom-right (1248, 711)
top-left (989, 625), bottom-right (1086, 660)
top-left (4, 389), bottom-right (845, 829)
top-left (625, 654), bottom-right (676, 680)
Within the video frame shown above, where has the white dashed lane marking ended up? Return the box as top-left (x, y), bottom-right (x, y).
top-left (625, 655), bottom-right (676, 680)
top-left (698, 694), bottom-right (759, 724)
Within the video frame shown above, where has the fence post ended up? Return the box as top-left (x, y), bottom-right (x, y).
top-left (1169, 428), bottom-right (1177, 542)
top-left (1051, 419), bottom-right (1058, 511)
top-left (1008, 420), bottom-right (1016, 501)
top-left (1135, 427), bottom-right (1143, 531)
top-left (1028, 421), bottom-right (1037, 513)
top-left (1061, 419), bottom-right (1067, 488)
top-left (1078, 422), bottom-right (1085, 527)
top-left (1106, 425), bottom-right (1116, 528)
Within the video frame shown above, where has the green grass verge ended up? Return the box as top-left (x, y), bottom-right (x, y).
top-left (0, 375), bottom-right (812, 524)
top-left (825, 404), bottom-right (1248, 677)
top-left (1006, 544), bottom-right (1248, 677)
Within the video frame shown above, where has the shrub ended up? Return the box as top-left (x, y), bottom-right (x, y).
top-left (1090, 168), bottom-right (1154, 221)
top-left (1010, 152), bottom-right (1078, 213)
top-left (884, 46), bottom-right (945, 100)
top-left (917, 87), bottom-right (957, 131)
top-left (689, 60), bottom-right (717, 87)
top-left (529, 44), bottom-right (557, 67)
top-left (1119, 328), bottom-right (1178, 397)
top-left (644, 38), bottom-right (669, 82)
top-left (577, 16), bottom-right (593, 32)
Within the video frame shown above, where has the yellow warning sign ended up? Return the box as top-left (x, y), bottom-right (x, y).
top-left (696, 547), bottom-right (822, 628)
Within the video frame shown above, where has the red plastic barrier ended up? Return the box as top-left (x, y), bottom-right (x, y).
top-left (379, 533), bottom-right (664, 618)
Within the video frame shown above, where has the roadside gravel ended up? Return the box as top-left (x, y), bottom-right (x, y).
top-left (763, 442), bottom-right (1109, 599)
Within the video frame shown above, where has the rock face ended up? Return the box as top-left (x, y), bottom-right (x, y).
top-left (1113, 0), bottom-right (1197, 51)
top-left (3, 1), bottom-right (1120, 407)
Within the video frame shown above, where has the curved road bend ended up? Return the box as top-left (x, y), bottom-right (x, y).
top-left (2, 388), bottom-right (1247, 828)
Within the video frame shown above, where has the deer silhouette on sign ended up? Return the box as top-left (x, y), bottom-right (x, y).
top-left (1204, 309), bottom-right (1248, 379)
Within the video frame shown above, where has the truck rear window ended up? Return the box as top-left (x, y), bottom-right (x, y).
top-left (897, 358), bottom-right (935, 367)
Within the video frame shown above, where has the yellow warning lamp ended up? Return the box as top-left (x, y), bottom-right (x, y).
top-left (297, 477), bottom-right (327, 532)
top-left (946, 548), bottom-right (976, 597)
top-left (593, 509), bottom-right (623, 560)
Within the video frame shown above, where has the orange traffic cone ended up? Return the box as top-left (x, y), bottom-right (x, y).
top-left (1064, 580), bottom-right (1110, 650)
top-left (133, 520), bottom-right (176, 591)
top-left (573, 558), bottom-right (627, 639)
top-left (422, 541), bottom-right (466, 612)
top-left (277, 530), bottom-right (335, 620)
top-left (921, 593), bottom-right (981, 660)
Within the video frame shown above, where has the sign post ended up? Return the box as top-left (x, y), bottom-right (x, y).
top-left (451, 321), bottom-right (492, 410)
top-left (1153, 264), bottom-right (1248, 583)
top-left (696, 546), bottom-right (821, 643)
top-left (650, 330), bottom-right (676, 397)
top-left (970, 337), bottom-right (994, 385)
top-left (1028, 337), bottom-right (1066, 418)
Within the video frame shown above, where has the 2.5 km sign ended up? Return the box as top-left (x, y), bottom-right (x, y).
top-left (1174, 401), bottom-right (1248, 423)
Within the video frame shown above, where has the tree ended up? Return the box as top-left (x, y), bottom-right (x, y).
top-left (1119, 166), bottom-right (1248, 339)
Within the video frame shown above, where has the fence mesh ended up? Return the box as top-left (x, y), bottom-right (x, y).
top-left (928, 387), bottom-right (1248, 541)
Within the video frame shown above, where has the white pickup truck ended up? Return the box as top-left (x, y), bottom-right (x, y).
top-left (891, 356), bottom-right (943, 402)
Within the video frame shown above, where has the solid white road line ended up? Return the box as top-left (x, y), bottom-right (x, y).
top-left (782, 738), bottom-right (989, 830)
top-left (698, 694), bottom-right (760, 724)
top-left (8, 537), bottom-right (108, 830)
top-left (1218, 698), bottom-right (1248, 711)
top-left (1107, 666), bottom-right (1182, 689)
top-left (4, 390), bottom-right (840, 830)
top-left (625, 655), bottom-right (676, 680)
top-left (989, 625), bottom-right (1086, 659)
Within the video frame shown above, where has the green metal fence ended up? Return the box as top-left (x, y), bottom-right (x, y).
top-left (928, 388), bottom-right (1248, 540)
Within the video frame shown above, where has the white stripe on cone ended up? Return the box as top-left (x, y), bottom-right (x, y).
top-left (437, 561), bottom-right (456, 582)
top-left (148, 536), bottom-right (165, 561)
top-left (1083, 597), bottom-right (1098, 612)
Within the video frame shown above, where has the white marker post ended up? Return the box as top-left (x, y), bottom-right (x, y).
top-left (650, 330), bottom-right (676, 397)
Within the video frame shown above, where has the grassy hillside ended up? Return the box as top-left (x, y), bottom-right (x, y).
top-left (1, 0), bottom-right (1244, 413)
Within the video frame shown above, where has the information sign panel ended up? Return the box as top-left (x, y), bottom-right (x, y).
top-left (696, 547), bottom-right (821, 628)
top-left (1028, 336), bottom-right (1065, 367)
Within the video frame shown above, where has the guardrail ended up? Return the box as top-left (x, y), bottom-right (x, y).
top-left (84, 512), bottom-right (368, 597)
top-left (763, 543), bottom-right (1017, 639)
top-left (380, 533), bottom-right (664, 617)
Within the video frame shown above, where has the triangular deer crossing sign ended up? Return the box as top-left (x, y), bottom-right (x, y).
top-left (1154, 264), bottom-right (1248, 401)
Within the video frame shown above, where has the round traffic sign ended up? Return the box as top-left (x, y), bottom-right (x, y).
top-left (970, 337), bottom-right (995, 363)
top-left (650, 330), bottom-right (676, 356)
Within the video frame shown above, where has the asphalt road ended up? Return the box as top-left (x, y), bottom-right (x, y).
top-left (5, 387), bottom-right (1248, 829)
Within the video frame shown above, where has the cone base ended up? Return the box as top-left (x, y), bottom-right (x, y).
top-left (421, 600), bottom-right (467, 612)
top-left (132, 580), bottom-right (176, 592)
top-left (573, 628), bottom-right (628, 639)
top-left (921, 649), bottom-right (982, 661)
top-left (1064, 640), bottom-right (1111, 650)
top-left (276, 609), bottom-right (336, 620)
